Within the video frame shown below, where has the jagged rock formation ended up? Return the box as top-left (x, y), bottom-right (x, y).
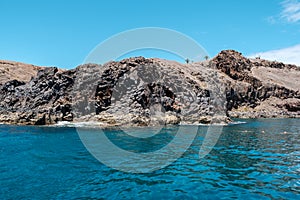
top-left (0, 67), bottom-right (74, 124)
top-left (71, 57), bottom-right (228, 126)
top-left (0, 50), bottom-right (299, 126)
top-left (211, 50), bottom-right (300, 118)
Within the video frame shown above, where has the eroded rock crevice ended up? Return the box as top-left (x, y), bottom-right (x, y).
top-left (0, 50), bottom-right (299, 125)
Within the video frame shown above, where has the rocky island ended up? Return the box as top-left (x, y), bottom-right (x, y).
top-left (0, 50), bottom-right (299, 126)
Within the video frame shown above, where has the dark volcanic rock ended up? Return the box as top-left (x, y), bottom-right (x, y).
top-left (211, 50), bottom-right (300, 118)
top-left (1, 80), bottom-right (25, 92)
top-left (71, 57), bottom-right (220, 126)
top-left (0, 67), bottom-right (75, 125)
top-left (0, 50), bottom-right (299, 126)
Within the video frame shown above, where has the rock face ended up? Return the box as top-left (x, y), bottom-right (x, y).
top-left (0, 50), bottom-right (299, 126)
top-left (0, 66), bottom-right (74, 125)
top-left (71, 58), bottom-right (226, 126)
top-left (211, 50), bottom-right (300, 118)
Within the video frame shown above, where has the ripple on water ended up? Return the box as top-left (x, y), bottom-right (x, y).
top-left (0, 119), bottom-right (300, 199)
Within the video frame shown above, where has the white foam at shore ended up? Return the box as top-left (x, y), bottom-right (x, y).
top-left (229, 121), bottom-right (247, 125)
top-left (50, 120), bottom-right (247, 128)
top-left (50, 121), bottom-right (103, 128)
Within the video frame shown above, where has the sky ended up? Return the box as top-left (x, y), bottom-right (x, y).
top-left (0, 0), bottom-right (300, 68)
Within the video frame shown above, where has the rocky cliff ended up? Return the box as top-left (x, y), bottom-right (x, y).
top-left (212, 50), bottom-right (300, 118)
top-left (0, 50), bottom-right (299, 126)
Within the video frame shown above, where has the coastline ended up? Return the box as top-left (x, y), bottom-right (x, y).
top-left (0, 50), bottom-right (299, 127)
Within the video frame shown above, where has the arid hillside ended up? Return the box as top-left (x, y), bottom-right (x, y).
top-left (0, 60), bottom-right (46, 85)
top-left (0, 50), bottom-right (299, 126)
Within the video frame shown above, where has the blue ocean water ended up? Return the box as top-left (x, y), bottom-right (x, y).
top-left (0, 119), bottom-right (299, 199)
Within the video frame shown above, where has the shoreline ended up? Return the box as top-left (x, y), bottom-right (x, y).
top-left (1, 117), bottom-right (300, 128)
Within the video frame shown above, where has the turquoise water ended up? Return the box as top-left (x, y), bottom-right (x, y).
top-left (0, 119), bottom-right (299, 199)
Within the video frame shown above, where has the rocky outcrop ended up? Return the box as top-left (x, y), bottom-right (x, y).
top-left (71, 57), bottom-right (225, 126)
top-left (0, 66), bottom-right (75, 125)
top-left (0, 50), bottom-right (299, 126)
top-left (211, 50), bottom-right (300, 118)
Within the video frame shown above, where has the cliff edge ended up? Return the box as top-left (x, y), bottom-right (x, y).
top-left (0, 50), bottom-right (299, 126)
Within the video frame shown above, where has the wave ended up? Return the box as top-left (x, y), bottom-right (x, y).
top-left (50, 121), bottom-right (103, 128)
top-left (229, 121), bottom-right (247, 125)
top-left (50, 120), bottom-right (247, 128)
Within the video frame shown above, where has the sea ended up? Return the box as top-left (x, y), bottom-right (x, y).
top-left (0, 119), bottom-right (299, 199)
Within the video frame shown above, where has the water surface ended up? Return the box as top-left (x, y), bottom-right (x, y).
top-left (0, 119), bottom-right (299, 199)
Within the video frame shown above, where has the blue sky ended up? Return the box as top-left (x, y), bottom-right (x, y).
top-left (0, 0), bottom-right (300, 68)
